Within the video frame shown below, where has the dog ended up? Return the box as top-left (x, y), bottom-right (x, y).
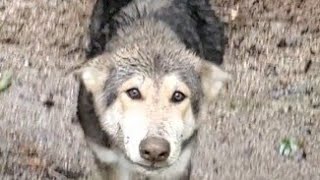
top-left (76, 0), bottom-right (230, 179)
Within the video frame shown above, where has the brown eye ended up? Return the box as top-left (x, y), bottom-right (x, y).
top-left (126, 88), bottom-right (142, 100)
top-left (171, 91), bottom-right (186, 103)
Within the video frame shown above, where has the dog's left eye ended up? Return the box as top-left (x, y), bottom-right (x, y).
top-left (171, 91), bottom-right (186, 103)
top-left (126, 88), bottom-right (142, 100)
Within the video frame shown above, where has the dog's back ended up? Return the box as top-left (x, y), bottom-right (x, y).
top-left (86, 0), bottom-right (225, 65)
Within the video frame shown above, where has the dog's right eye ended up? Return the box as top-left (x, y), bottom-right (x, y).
top-left (126, 88), bottom-right (142, 100)
top-left (171, 91), bottom-right (186, 103)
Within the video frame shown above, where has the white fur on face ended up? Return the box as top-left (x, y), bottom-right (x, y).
top-left (89, 142), bottom-right (193, 179)
top-left (98, 74), bottom-right (196, 170)
top-left (157, 75), bottom-right (196, 165)
top-left (121, 107), bottom-right (149, 162)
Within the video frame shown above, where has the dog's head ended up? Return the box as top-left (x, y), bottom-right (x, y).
top-left (78, 43), bottom-right (230, 172)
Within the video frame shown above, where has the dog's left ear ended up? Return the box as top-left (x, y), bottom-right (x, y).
top-left (74, 55), bottom-right (113, 95)
top-left (197, 60), bottom-right (231, 102)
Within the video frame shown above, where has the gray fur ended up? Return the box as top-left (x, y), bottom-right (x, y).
top-left (86, 0), bottom-right (226, 65)
top-left (77, 81), bottom-right (125, 150)
top-left (102, 34), bottom-right (203, 115)
top-left (95, 18), bottom-right (205, 114)
top-left (78, 0), bottom-right (226, 179)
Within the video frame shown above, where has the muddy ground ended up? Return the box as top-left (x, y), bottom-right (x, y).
top-left (0, 0), bottom-right (319, 179)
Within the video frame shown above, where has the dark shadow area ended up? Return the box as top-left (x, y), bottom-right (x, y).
top-left (86, 0), bottom-right (133, 59)
top-left (85, 0), bottom-right (227, 65)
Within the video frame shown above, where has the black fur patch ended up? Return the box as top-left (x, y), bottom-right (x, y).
top-left (77, 81), bottom-right (111, 147)
top-left (86, 0), bottom-right (132, 58)
top-left (86, 0), bottom-right (226, 65)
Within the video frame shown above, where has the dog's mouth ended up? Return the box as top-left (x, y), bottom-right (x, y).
top-left (123, 155), bottom-right (170, 171)
top-left (134, 162), bottom-right (168, 171)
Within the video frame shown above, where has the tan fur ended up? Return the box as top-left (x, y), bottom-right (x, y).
top-left (196, 60), bottom-right (231, 103)
top-left (78, 1), bottom-right (230, 178)
top-left (117, 74), bottom-right (192, 125)
top-left (79, 54), bottom-right (112, 93)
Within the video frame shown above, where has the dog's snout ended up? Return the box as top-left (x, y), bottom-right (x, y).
top-left (139, 137), bottom-right (170, 162)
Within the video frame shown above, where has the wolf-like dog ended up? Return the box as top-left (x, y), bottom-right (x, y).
top-left (77, 0), bottom-right (230, 179)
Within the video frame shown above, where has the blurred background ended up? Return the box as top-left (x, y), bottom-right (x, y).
top-left (0, 0), bottom-right (319, 179)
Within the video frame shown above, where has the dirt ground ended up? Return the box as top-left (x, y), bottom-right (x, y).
top-left (0, 0), bottom-right (319, 180)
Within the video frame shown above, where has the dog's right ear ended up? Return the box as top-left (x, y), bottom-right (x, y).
top-left (75, 56), bottom-right (112, 95)
top-left (196, 60), bottom-right (231, 103)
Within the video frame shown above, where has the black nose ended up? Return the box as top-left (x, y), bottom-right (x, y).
top-left (139, 137), bottom-right (170, 163)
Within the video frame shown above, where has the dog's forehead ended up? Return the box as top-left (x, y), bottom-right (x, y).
top-left (112, 49), bottom-right (198, 75)
top-left (118, 47), bottom-right (203, 93)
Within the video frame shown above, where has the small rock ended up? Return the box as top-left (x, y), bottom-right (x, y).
top-left (310, 48), bottom-right (315, 55)
top-left (304, 60), bottom-right (312, 73)
top-left (306, 129), bottom-right (311, 135)
top-left (248, 64), bottom-right (258, 71)
top-left (24, 59), bottom-right (31, 67)
top-left (300, 150), bottom-right (307, 160)
top-left (300, 27), bottom-right (309, 35)
top-left (230, 5), bottom-right (239, 21)
top-left (277, 38), bottom-right (287, 48)
top-left (281, 105), bottom-right (292, 113)
top-left (264, 64), bottom-right (278, 76)
top-left (294, 149), bottom-right (307, 162)
top-left (40, 93), bottom-right (55, 108)
top-left (277, 37), bottom-right (301, 48)
top-left (310, 99), bottom-right (320, 109)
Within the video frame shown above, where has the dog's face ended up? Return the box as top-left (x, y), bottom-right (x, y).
top-left (79, 45), bottom-right (230, 172)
